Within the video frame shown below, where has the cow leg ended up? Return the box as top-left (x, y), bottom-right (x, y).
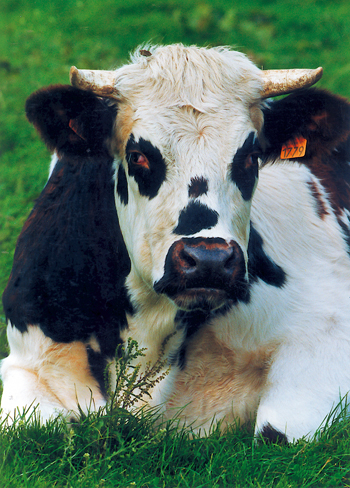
top-left (0, 324), bottom-right (106, 424)
top-left (255, 337), bottom-right (350, 442)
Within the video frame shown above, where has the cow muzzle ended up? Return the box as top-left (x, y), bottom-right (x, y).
top-left (154, 237), bottom-right (249, 311)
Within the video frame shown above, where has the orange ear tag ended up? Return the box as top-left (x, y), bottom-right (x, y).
top-left (281, 136), bottom-right (307, 159)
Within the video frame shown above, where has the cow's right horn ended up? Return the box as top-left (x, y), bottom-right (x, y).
top-left (261, 67), bottom-right (323, 98)
top-left (69, 67), bottom-right (118, 97)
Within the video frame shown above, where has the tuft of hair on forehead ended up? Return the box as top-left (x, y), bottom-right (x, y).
top-left (113, 44), bottom-right (263, 113)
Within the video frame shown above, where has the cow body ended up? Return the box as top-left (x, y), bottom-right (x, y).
top-left (2, 45), bottom-right (350, 442)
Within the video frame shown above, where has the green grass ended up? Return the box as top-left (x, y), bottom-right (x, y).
top-left (1, 0), bottom-right (350, 486)
top-left (1, 400), bottom-right (350, 487)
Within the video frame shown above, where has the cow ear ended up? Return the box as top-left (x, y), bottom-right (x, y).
top-left (262, 89), bottom-right (350, 159)
top-left (25, 85), bottom-right (116, 155)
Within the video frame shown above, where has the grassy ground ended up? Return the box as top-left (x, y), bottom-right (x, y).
top-left (1, 0), bottom-right (350, 486)
top-left (1, 404), bottom-right (350, 488)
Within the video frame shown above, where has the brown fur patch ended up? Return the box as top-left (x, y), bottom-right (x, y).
top-left (114, 104), bottom-right (135, 155)
top-left (40, 339), bottom-right (105, 412)
top-left (250, 104), bottom-right (264, 133)
top-left (306, 179), bottom-right (329, 219)
top-left (306, 157), bottom-right (350, 217)
top-left (307, 111), bottom-right (328, 131)
top-left (165, 328), bottom-right (276, 431)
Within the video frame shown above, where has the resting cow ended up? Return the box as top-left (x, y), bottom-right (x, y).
top-left (1, 45), bottom-right (350, 443)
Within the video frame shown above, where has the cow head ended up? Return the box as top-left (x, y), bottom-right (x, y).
top-left (75, 45), bottom-right (320, 314)
top-left (111, 48), bottom-right (264, 313)
top-left (27, 45), bottom-right (322, 317)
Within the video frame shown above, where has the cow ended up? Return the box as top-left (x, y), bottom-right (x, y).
top-left (1, 44), bottom-right (350, 443)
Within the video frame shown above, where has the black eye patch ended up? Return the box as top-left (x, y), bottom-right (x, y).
top-left (125, 135), bottom-right (167, 199)
top-left (230, 132), bottom-right (261, 201)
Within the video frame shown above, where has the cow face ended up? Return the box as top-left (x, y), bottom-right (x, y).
top-left (112, 46), bottom-right (264, 312)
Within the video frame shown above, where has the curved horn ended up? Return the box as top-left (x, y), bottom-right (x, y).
top-left (69, 67), bottom-right (117, 97)
top-left (261, 67), bottom-right (323, 98)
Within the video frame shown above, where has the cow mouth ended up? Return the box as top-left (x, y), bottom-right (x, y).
top-left (171, 287), bottom-right (229, 311)
top-left (153, 281), bottom-right (249, 312)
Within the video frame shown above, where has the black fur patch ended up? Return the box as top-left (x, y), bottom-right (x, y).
top-left (259, 423), bottom-right (288, 445)
top-left (173, 201), bottom-right (219, 235)
top-left (2, 85), bottom-right (134, 363)
top-left (309, 138), bottom-right (350, 219)
top-left (25, 85), bottom-right (116, 157)
top-left (175, 309), bottom-right (210, 338)
top-left (230, 131), bottom-right (259, 201)
top-left (188, 176), bottom-right (208, 198)
top-left (173, 304), bottom-right (236, 369)
top-left (116, 164), bottom-right (129, 205)
top-left (126, 135), bottom-right (167, 199)
top-left (262, 89), bottom-right (350, 162)
top-left (86, 346), bottom-right (109, 397)
top-left (248, 223), bottom-right (286, 288)
top-left (173, 310), bottom-right (210, 369)
top-left (339, 219), bottom-right (350, 257)
top-left (2, 153), bottom-right (132, 353)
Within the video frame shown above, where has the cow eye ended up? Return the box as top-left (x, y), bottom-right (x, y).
top-left (127, 151), bottom-right (150, 169)
top-left (245, 154), bottom-right (253, 168)
top-left (246, 152), bottom-right (260, 169)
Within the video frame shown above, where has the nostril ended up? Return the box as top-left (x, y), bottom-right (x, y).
top-left (224, 251), bottom-right (237, 271)
top-left (179, 249), bottom-right (197, 269)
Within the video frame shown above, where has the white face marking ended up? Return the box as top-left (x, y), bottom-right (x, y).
top-left (115, 117), bottom-right (260, 291)
top-left (117, 126), bottom-right (255, 285)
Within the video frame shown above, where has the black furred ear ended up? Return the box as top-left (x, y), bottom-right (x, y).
top-left (25, 85), bottom-right (116, 156)
top-left (262, 89), bottom-right (350, 161)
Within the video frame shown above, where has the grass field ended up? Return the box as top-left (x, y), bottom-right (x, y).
top-left (1, 0), bottom-right (350, 486)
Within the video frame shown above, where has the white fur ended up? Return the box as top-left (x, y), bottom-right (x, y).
top-left (1, 324), bottom-right (106, 424)
top-left (48, 152), bottom-right (59, 177)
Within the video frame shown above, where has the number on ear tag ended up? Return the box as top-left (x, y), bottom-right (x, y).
top-left (281, 137), bottom-right (307, 159)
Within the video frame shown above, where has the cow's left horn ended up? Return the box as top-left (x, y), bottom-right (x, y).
top-left (261, 67), bottom-right (323, 98)
top-left (69, 67), bottom-right (118, 97)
